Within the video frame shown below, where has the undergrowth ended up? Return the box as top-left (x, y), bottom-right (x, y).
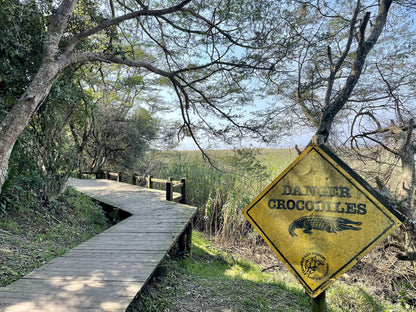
top-left (0, 188), bottom-right (108, 287)
top-left (144, 148), bottom-right (296, 240)
top-left (129, 231), bottom-right (311, 312)
top-left (131, 232), bottom-right (413, 312)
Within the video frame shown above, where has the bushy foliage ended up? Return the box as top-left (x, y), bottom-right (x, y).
top-left (1, 138), bottom-right (40, 214)
top-left (82, 104), bottom-right (159, 174)
top-left (0, 0), bottom-right (45, 111)
top-left (0, 1), bottom-right (161, 204)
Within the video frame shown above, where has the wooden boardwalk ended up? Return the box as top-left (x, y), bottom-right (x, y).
top-left (0, 178), bottom-right (197, 312)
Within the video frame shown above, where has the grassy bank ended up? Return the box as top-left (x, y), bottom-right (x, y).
top-left (132, 232), bottom-right (413, 312)
top-left (0, 188), bottom-right (108, 287)
top-left (130, 231), bottom-right (311, 312)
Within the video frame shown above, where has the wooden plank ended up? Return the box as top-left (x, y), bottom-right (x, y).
top-left (23, 261), bottom-right (156, 271)
top-left (0, 178), bottom-right (197, 312)
top-left (71, 243), bottom-right (172, 250)
top-left (46, 258), bottom-right (160, 267)
top-left (79, 232), bottom-right (178, 240)
top-left (0, 294), bottom-right (130, 312)
top-left (2, 278), bottom-right (144, 293)
top-left (0, 305), bottom-right (125, 312)
top-left (62, 251), bottom-right (165, 260)
top-left (25, 265), bottom-right (156, 277)
top-left (73, 241), bottom-right (174, 249)
top-left (0, 286), bottom-right (139, 298)
top-left (25, 271), bottom-right (151, 282)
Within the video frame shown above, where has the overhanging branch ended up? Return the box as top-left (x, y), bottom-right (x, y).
top-left (64, 0), bottom-right (192, 56)
top-left (67, 52), bottom-right (174, 78)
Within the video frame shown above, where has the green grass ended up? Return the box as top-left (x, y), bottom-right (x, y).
top-left (131, 232), bottom-right (313, 312)
top-left (131, 232), bottom-right (414, 312)
top-left (255, 148), bottom-right (298, 176)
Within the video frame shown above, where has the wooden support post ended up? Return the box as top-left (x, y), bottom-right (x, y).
top-left (312, 291), bottom-right (326, 312)
top-left (166, 180), bottom-right (172, 201)
top-left (117, 172), bottom-right (121, 182)
top-left (146, 175), bottom-right (153, 189)
top-left (131, 175), bottom-right (136, 185)
top-left (178, 222), bottom-right (192, 258)
top-left (180, 178), bottom-right (186, 204)
top-left (185, 222), bottom-right (192, 256)
top-left (97, 171), bottom-right (103, 179)
top-left (105, 171), bottom-right (109, 180)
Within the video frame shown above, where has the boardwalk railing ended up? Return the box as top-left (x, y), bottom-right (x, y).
top-left (103, 172), bottom-right (186, 204)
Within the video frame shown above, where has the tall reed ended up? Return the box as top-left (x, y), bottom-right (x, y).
top-left (146, 148), bottom-right (297, 241)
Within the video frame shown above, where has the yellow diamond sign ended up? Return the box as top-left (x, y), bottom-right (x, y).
top-left (243, 144), bottom-right (403, 298)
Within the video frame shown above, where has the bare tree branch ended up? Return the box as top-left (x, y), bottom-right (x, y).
top-left (317, 0), bottom-right (393, 140)
top-left (67, 52), bottom-right (174, 78)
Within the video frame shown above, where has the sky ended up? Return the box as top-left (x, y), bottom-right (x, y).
top-left (152, 86), bottom-right (315, 151)
top-left (175, 133), bottom-right (312, 150)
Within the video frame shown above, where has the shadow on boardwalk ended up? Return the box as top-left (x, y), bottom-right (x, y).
top-left (0, 179), bottom-right (197, 312)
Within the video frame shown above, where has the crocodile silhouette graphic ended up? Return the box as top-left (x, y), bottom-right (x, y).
top-left (289, 215), bottom-right (362, 237)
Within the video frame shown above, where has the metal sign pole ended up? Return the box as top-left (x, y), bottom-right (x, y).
top-left (312, 291), bottom-right (326, 312)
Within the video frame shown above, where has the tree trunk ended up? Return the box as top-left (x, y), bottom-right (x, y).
top-left (0, 0), bottom-right (77, 193)
top-left (398, 139), bottom-right (416, 222)
top-left (0, 0), bottom-right (194, 193)
top-left (0, 62), bottom-right (62, 191)
top-left (399, 150), bottom-right (415, 206)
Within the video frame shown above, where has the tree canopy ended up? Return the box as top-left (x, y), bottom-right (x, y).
top-left (0, 0), bottom-right (289, 190)
top-left (1, 0), bottom-right (416, 240)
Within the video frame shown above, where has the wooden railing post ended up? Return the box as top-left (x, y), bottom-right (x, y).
top-left (105, 171), bottom-right (109, 180)
top-left (146, 175), bottom-right (153, 189)
top-left (178, 222), bottom-right (192, 257)
top-left (117, 174), bottom-right (187, 203)
top-left (166, 177), bottom-right (173, 201)
top-left (180, 178), bottom-right (186, 204)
